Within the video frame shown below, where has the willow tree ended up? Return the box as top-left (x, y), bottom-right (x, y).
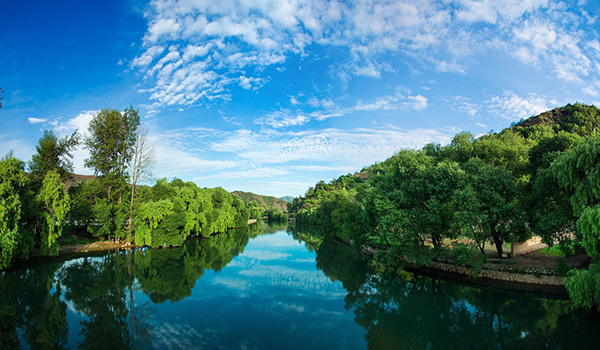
top-left (36, 171), bottom-right (70, 256)
top-left (134, 200), bottom-right (174, 247)
top-left (552, 136), bottom-right (600, 311)
top-left (0, 153), bottom-right (27, 269)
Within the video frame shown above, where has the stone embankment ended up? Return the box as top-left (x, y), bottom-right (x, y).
top-left (355, 240), bottom-right (568, 294)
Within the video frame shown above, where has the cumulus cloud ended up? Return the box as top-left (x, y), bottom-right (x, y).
top-left (131, 0), bottom-right (600, 113)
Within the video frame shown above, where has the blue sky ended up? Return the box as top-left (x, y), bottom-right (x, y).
top-left (1, 0), bottom-right (600, 197)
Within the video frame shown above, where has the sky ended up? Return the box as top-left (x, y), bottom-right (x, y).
top-left (1, 0), bottom-right (600, 197)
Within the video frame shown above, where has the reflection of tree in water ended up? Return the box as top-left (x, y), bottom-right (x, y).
top-left (59, 253), bottom-right (153, 350)
top-left (0, 260), bottom-right (68, 349)
top-left (0, 226), bottom-right (258, 348)
top-left (134, 227), bottom-right (250, 303)
top-left (311, 235), bottom-right (600, 349)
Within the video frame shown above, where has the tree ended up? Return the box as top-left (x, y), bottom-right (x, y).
top-left (0, 153), bottom-right (27, 269)
top-left (0, 87), bottom-right (4, 108)
top-left (84, 107), bottom-right (140, 241)
top-left (552, 136), bottom-right (600, 258)
top-left (29, 129), bottom-right (80, 181)
top-left (35, 171), bottom-right (70, 256)
top-left (134, 200), bottom-right (174, 247)
top-left (84, 106), bottom-right (140, 202)
top-left (127, 124), bottom-right (154, 237)
top-left (455, 158), bottom-right (526, 258)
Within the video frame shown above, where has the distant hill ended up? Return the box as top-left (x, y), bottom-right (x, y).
top-left (232, 191), bottom-right (289, 213)
top-left (511, 103), bottom-right (600, 135)
top-left (279, 196), bottom-right (294, 203)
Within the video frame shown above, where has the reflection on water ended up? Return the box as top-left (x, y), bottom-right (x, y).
top-left (1, 222), bottom-right (599, 349)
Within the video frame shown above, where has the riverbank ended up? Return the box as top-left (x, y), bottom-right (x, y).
top-left (338, 238), bottom-right (574, 294)
top-left (49, 219), bottom-right (262, 256)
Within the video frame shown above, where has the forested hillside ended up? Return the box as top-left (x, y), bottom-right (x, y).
top-left (232, 191), bottom-right (289, 213)
top-left (289, 103), bottom-right (600, 312)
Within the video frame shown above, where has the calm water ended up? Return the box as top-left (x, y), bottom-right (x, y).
top-left (1, 223), bottom-right (599, 349)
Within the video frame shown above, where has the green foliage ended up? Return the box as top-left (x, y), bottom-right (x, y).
top-left (232, 191), bottom-right (288, 213)
top-left (84, 107), bottom-right (140, 181)
top-left (450, 242), bottom-right (487, 277)
top-left (28, 129), bottom-right (80, 181)
top-left (455, 158), bottom-right (526, 257)
top-left (0, 153), bottom-right (27, 269)
top-left (565, 263), bottom-right (600, 312)
top-left (264, 208), bottom-right (288, 222)
top-left (554, 258), bottom-right (573, 277)
top-left (552, 136), bottom-right (600, 259)
top-left (36, 171), bottom-right (70, 256)
top-left (134, 199), bottom-right (174, 247)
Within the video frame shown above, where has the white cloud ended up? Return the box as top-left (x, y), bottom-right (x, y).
top-left (487, 91), bottom-right (550, 121)
top-left (52, 110), bottom-right (98, 174)
top-left (27, 117), bottom-right (47, 124)
top-left (194, 167), bottom-right (290, 181)
top-left (130, 0), bottom-right (599, 114)
top-left (209, 127), bottom-right (453, 167)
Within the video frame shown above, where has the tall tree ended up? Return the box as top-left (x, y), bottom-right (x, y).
top-left (84, 107), bottom-right (140, 241)
top-left (84, 106), bottom-right (140, 202)
top-left (127, 124), bottom-right (154, 237)
top-left (29, 129), bottom-right (80, 181)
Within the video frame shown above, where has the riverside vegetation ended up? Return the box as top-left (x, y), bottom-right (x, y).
top-left (288, 103), bottom-right (600, 312)
top-left (0, 107), bottom-right (286, 271)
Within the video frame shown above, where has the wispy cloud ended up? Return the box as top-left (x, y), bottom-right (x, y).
top-left (27, 117), bottom-right (47, 124)
top-left (131, 0), bottom-right (599, 113)
top-left (487, 91), bottom-right (550, 121)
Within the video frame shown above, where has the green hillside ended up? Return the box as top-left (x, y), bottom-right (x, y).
top-left (232, 191), bottom-right (289, 213)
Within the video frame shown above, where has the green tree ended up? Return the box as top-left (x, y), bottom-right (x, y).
top-left (28, 130), bottom-right (80, 182)
top-left (127, 124), bottom-right (154, 238)
top-left (85, 107), bottom-right (140, 202)
top-left (552, 136), bottom-right (600, 258)
top-left (35, 171), bottom-right (70, 256)
top-left (85, 107), bottom-right (140, 241)
top-left (455, 158), bottom-right (527, 258)
top-left (134, 200), bottom-right (174, 247)
top-left (0, 153), bottom-right (27, 269)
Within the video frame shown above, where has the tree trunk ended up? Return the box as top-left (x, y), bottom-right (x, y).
top-left (492, 232), bottom-right (504, 258)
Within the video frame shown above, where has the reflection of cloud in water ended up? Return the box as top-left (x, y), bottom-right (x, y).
top-left (247, 232), bottom-right (303, 249)
top-left (239, 250), bottom-right (290, 261)
top-left (212, 277), bottom-right (252, 294)
top-left (235, 264), bottom-right (345, 298)
top-left (151, 322), bottom-right (229, 350)
top-left (268, 301), bottom-right (306, 313)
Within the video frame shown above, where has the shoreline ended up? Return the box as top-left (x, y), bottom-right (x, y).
top-left (336, 237), bottom-right (568, 294)
top-left (52, 219), bottom-right (262, 256)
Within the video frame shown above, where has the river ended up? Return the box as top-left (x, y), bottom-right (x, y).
top-left (1, 222), bottom-right (599, 349)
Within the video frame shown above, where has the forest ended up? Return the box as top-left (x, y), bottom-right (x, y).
top-left (0, 107), bottom-right (268, 270)
top-left (288, 103), bottom-right (600, 312)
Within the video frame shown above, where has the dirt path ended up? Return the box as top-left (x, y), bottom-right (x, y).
top-left (59, 241), bottom-right (133, 255)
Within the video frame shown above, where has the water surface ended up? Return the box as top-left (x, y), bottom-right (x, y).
top-left (1, 224), bottom-right (599, 349)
